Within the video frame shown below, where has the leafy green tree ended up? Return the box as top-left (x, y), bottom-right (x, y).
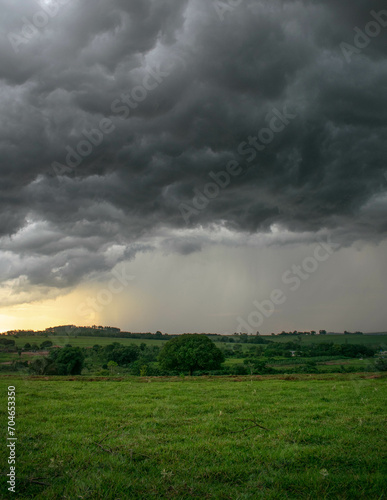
top-left (107, 345), bottom-right (140, 366)
top-left (29, 358), bottom-right (52, 375)
top-left (104, 342), bottom-right (122, 354)
top-left (158, 334), bottom-right (224, 375)
top-left (49, 347), bottom-right (85, 375)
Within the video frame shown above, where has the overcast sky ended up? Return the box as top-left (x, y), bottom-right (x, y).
top-left (0, 0), bottom-right (386, 334)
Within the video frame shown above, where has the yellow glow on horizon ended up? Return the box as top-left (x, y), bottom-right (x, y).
top-left (0, 290), bottom-right (89, 333)
top-left (0, 283), bottom-right (141, 333)
top-left (0, 314), bottom-right (19, 333)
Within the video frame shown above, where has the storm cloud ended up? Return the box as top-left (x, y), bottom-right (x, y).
top-left (0, 0), bottom-right (386, 301)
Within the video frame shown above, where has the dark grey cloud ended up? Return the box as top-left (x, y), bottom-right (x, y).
top-left (0, 0), bottom-right (386, 294)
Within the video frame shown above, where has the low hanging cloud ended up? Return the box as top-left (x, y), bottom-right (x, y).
top-left (0, 0), bottom-right (386, 299)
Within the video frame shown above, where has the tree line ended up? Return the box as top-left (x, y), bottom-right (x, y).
top-left (3, 333), bottom-right (385, 376)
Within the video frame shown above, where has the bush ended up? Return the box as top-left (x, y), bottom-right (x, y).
top-left (0, 338), bottom-right (15, 347)
top-left (231, 364), bottom-right (249, 375)
top-left (128, 361), bottom-right (161, 376)
top-left (0, 364), bottom-right (18, 372)
top-left (40, 340), bottom-right (53, 349)
top-left (375, 357), bottom-right (387, 371)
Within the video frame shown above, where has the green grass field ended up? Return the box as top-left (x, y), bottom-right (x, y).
top-left (259, 334), bottom-right (386, 347)
top-left (1, 373), bottom-right (386, 499)
top-left (224, 357), bottom-right (376, 371)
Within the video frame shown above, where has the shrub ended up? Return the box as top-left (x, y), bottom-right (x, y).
top-left (375, 357), bottom-right (387, 371)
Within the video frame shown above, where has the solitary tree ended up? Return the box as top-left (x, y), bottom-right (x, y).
top-left (158, 334), bottom-right (225, 375)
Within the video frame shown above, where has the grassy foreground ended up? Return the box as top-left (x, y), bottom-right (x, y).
top-left (1, 374), bottom-right (386, 499)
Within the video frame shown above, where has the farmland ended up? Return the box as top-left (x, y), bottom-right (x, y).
top-left (5, 333), bottom-right (387, 351)
top-left (1, 333), bottom-right (386, 498)
top-left (1, 333), bottom-right (386, 377)
top-left (264, 334), bottom-right (386, 347)
top-left (9, 335), bottom-right (167, 349)
top-left (0, 374), bottom-right (386, 499)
